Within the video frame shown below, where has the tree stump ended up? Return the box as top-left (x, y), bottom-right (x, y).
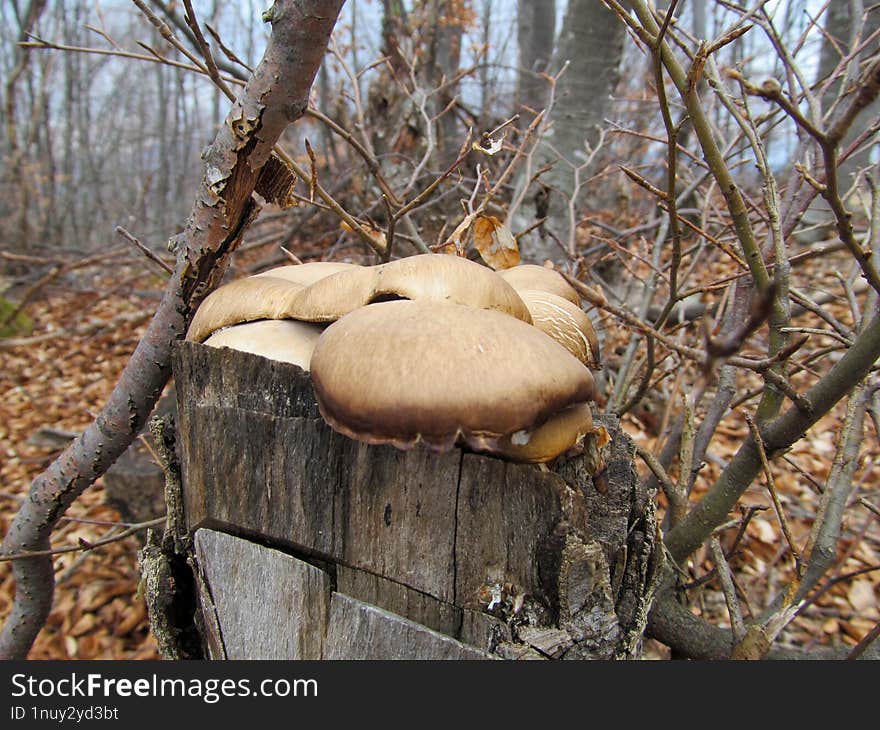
top-left (170, 341), bottom-right (660, 660)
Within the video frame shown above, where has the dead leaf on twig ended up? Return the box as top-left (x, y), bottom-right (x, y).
top-left (340, 220), bottom-right (387, 252)
top-left (473, 215), bottom-right (520, 270)
top-left (473, 133), bottom-right (504, 156)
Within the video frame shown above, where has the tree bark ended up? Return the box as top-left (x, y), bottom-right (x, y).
top-left (516, 0), bottom-right (556, 130)
top-left (0, 0), bottom-right (345, 660)
top-left (171, 343), bottom-right (661, 660)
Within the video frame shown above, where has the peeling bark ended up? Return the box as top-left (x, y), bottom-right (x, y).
top-left (0, 0), bottom-right (345, 659)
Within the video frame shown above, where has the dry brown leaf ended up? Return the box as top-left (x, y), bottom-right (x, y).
top-left (840, 618), bottom-right (876, 642)
top-left (473, 215), bottom-right (520, 270)
top-left (848, 579), bottom-right (878, 616)
top-left (77, 634), bottom-right (99, 658)
top-left (595, 425), bottom-right (611, 449)
top-left (70, 613), bottom-right (96, 637)
top-left (79, 580), bottom-right (137, 612)
top-left (434, 241), bottom-right (461, 256)
top-left (115, 598), bottom-right (147, 636)
top-left (747, 517), bottom-right (777, 544)
top-left (340, 220), bottom-right (387, 252)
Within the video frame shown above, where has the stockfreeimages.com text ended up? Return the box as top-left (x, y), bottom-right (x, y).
top-left (10, 673), bottom-right (317, 704)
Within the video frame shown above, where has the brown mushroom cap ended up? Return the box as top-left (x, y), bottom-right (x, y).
top-left (287, 253), bottom-right (532, 323)
top-left (203, 319), bottom-right (323, 371)
top-left (519, 289), bottom-right (601, 369)
top-left (253, 261), bottom-right (361, 286)
top-left (497, 264), bottom-right (580, 305)
top-left (310, 299), bottom-right (594, 454)
top-left (373, 255), bottom-right (531, 321)
top-left (494, 403), bottom-right (594, 463)
top-left (186, 276), bottom-right (304, 343)
top-left (279, 266), bottom-right (380, 323)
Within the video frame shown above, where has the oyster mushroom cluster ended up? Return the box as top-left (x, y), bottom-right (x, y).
top-left (186, 255), bottom-right (602, 463)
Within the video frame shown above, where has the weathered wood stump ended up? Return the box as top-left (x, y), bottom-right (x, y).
top-left (171, 342), bottom-right (660, 659)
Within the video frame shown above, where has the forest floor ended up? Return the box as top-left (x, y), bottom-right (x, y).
top-left (1, 266), bottom-right (162, 658)
top-left (1, 236), bottom-right (878, 659)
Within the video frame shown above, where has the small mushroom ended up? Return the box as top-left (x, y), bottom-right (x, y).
top-left (519, 289), bottom-right (601, 370)
top-left (287, 253), bottom-right (532, 323)
top-left (203, 319), bottom-right (323, 371)
top-left (278, 265), bottom-right (381, 322)
top-left (309, 299), bottom-right (594, 460)
top-left (373, 254), bottom-right (531, 321)
top-left (253, 261), bottom-right (361, 286)
top-left (494, 403), bottom-right (594, 463)
top-left (186, 276), bottom-right (303, 343)
top-left (497, 264), bottom-right (580, 305)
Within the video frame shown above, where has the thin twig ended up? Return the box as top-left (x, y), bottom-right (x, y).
top-left (848, 620), bottom-right (880, 660)
top-left (859, 498), bottom-right (880, 519)
top-left (0, 518), bottom-right (166, 562)
top-left (634, 442), bottom-right (684, 516)
top-left (710, 536), bottom-right (746, 641)
top-left (115, 227), bottom-right (173, 275)
top-left (745, 414), bottom-right (804, 573)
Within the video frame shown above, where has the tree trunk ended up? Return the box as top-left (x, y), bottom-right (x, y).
top-left (425, 0), bottom-right (464, 164)
top-left (510, 0), bottom-right (625, 263)
top-left (516, 0), bottom-right (556, 130)
top-left (690, 0), bottom-right (707, 40)
top-left (818, 0), bottom-right (880, 190)
top-left (794, 0), bottom-right (880, 241)
top-left (2, 0), bottom-right (49, 258)
top-left (167, 343), bottom-right (660, 660)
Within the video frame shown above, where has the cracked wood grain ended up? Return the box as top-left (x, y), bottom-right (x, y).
top-left (173, 343), bottom-right (659, 659)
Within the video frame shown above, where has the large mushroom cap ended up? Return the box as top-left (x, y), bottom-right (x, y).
top-left (287, 253), bottom-right (532, 324)
top-left (519, 289), bottom-right (601, 369)
top-left (186, 276), bottom-right (304, 343)
top-left (203, 319), bottom-right (323, 371)
top-left (186, 276), bottom-right (305, 343)
top-left (253, 261), bottom-right (361, 286)
top-left (497, 264), bottom-right (580, 306)
top-left (310, 299), bottom-right (594, 455)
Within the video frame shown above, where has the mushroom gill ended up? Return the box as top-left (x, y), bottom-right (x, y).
top-left (203, 319), bottom-right (323, 371)
top-left (519, 289), bottom-right (601, 370)
top-left (493, 402), bottom-right (594, 463)
top-left (497, 264), bottom-right (580, 306)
